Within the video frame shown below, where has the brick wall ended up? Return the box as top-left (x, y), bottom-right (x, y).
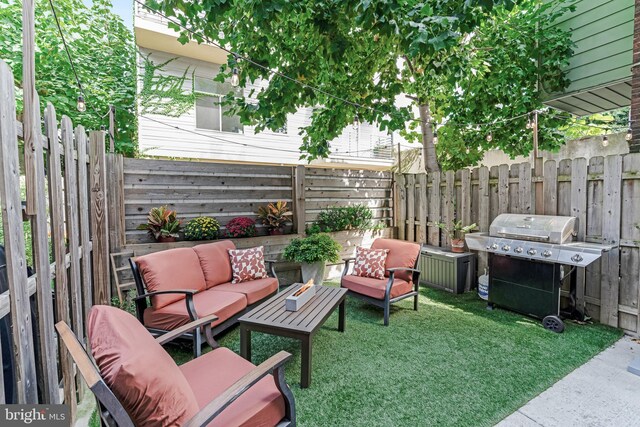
top-left (630, 0), bottom-right (640, 152)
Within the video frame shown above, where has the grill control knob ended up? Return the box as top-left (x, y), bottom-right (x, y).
top-left (514, 247), bottom-right (523, 254)
top-left (502, 245), bottom-right (511, 252)
top-left (571, 254), bottom-right (583, 263)
top-left (542, 250), bottom-right (552, 258)
top-left (490, 244), bottom-right (498, 250)
top-left (527, 248), bottom-right (537, 256)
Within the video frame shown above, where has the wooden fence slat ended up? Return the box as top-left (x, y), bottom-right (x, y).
top-left (571, 158), bottom-right (588, 313)
top-left (76, 127), bottom-right (93, 325)
top-left (534, 157), bottom-right (544, 214)
top-left (396, 174), bottom-right (407, 241)
top-left (417, 174), bottom-right (427, 243)
top-left (600, 155), bottom-right (622, 327)
top-left (294, 165), bottom-right (305, 233)
top-left (518, 162), bottom-right (532, 214)
top-left (427, 173), bottom-right (441, 246)
top-left (620, 154), bottom-right (640, 333)
top-left (406, 174), bottom-right (415, 242)
top-left (0, 60), bottom-right (38, 403)
top-left (543, 160), bottom-right (557, 215)
top-left (509, 164), bottom-right (520, 214)
top-left (461, 169), bottom-right (471, 228)
top-left (30, 94), bottom-right (59, 403)
top-left (443, 171), bottom-right (455, 247)
top-left (62, 117), bottom-right (84, 342)
top-left (496, 164), bottom-right (508, 215)
top-left (478, 166), bottom-right (490, 274)
top-left (585, 156), bottom-right (604, 320)
top-left (90, 131), bottom-right (111, 305)
top-left (22, 0), bottom-right (37, 215)
top-left (45, 104), bottom-right (76, 415)
top-left (106, 154), bottom-right (126, 250)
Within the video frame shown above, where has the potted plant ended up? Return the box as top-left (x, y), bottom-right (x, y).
top-left (184, 216), bottom-right (220, 241)
top-left (257, 201), bottom-right (293, 235)
top-left (137, 206), bottom-right (182, 243)
top-left (282, 233), bottom-right (341, 285)
top-left (429, 220), bottom-right (478, 253)
top-left (226, 216), bottom-right (257, 238)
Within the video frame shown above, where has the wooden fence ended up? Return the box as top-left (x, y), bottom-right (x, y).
top-left (395, 154), bottom-right (640, 334)
top-left (0, 60), bottom-right (110, 415)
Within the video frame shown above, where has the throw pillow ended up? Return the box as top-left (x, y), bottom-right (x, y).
top-left (353, 246), bottom-right (389, 279)
top-left (228, 246), bottom-right (268, 283)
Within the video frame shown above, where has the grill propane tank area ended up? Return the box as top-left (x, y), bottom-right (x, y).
top-left (465, 214), bottom-right (612, 333)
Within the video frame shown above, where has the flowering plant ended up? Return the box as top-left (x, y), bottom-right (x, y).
top-left (184, 216), bottom-right (220, 241)
top-left (136, 206), bottom-right (182, 240)
top-left (226, 217), bottom-right (257, 238)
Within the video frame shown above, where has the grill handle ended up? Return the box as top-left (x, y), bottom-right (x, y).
top-left (495, 232), bottom-right (550, 241)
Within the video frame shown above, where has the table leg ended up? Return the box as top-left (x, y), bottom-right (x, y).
top-left (301, 335), bottom-right (312, 388)
top-left (240, 326), bottom-right (251, 362)
top-left (338, 300), bottom-right (346, 332)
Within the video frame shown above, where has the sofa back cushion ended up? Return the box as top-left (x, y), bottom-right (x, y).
top-left (135, 248), bottom-right (206, 308)
top-left (371, 238), bottom-right (420, 282)
top-left (88, 305), bottom-right (199, 427)
top-left (193, 240), bottom-right (236, 289)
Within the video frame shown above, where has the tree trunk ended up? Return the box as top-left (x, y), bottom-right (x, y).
top-left (418, 103), bottom-right (440, 173)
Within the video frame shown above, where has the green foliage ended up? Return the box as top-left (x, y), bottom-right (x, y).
top-left (283, 233), bottom-right (341, 264)
top-left (0, 0), bottom-right (137, 156)
top-left (151, 0), bottom-right (572, 169)
top-left (110, 295), bottom-right (136, 316)
top-left (136, 206), bottom-right (182, 240)
top-left (428, 220), bottom-right (477, 241)
top-left (308, 205), bottom-right (374, 234)
top-left (183, 216), bottom-right (220, 241)
top-left (257, 201), bottom-right (292, 231)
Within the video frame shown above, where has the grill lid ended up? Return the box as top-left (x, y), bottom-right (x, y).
top-left (489, 214), bottom-right (576, 244)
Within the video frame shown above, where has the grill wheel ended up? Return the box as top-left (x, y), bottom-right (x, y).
top-left (542, 315), bottom-right (565, 333)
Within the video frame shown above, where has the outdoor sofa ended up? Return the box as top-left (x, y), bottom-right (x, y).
top-left (130, 240), bottom-right (279, 356)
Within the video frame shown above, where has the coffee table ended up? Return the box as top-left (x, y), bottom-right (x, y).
top-left (239, 283), bottom-right (347, 388)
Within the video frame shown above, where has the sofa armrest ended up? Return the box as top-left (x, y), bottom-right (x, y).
top-left (264, 259), bottom-right (278, 279)
top-left (155, 313), bottom-right (219, 346)
top-left (341, 257), bottom-right (356, 278)
top-left (386, 267), bottom-right (421, 274)
top-left (184, 351), bottom-right (294, 427)
top-left (134, 289), bottom-right (197, 300)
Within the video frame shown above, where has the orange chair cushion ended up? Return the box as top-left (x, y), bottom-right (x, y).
top-left (341, 274), bottom-right (413, 300)
top-left (135, 248), bottom-right (206, 309)
top-left (193, 240), bottom-right (236, 289)
top-left (212, 277), bottom-right (279, 305)
top-left (88, 305), bottom-right (199, 427)
top-left (371, 238), bottom-right (421, 282)
top-left (180, 347), bottom-right (285, 427)
top-left (144, 289), bottom-right (248, 331)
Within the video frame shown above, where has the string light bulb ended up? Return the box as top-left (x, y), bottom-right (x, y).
top-left (465, 148), bottom-right (470, 154)
top-left (433, 131), bottom-right (438, 145)
top-left (526, 115), bottom-right (532, 129)
top-left (486, 132), bottom-right (493, 142)
top-left (353, 114), bottom-right (360, 130)
top-left (626, 128), bottom-right (633, 142)
top-left (230, 67), bottom-right (240, 87)
top-left (76, 95), bottom-right (86, 112)
top-left (602, 135), bottom-right (609, 147)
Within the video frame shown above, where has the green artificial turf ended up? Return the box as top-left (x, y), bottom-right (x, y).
top-left (165, 283), bottom-right (621, 427)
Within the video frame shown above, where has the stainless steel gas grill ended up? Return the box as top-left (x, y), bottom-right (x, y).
top-left (465, 214), bottom-right (612, 332)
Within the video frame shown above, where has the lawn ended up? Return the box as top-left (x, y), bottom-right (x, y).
top-left (162, 283), bottom-right (622, 427)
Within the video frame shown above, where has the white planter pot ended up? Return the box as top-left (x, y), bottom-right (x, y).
top-left (301, 261), bottom-right (326, 285)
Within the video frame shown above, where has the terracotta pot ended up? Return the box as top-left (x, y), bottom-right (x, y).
top-left (451, 239), bottom-right (465, 253)
top-left (157, 236), bottom-right (177, 243)
top-left (269, 228), bottom-right (284, 236)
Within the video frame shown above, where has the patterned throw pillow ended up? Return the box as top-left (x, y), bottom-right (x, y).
top-left (228, 246), bottom-right (268, 284)
top-left (353, 246), bottom-right (389, 279)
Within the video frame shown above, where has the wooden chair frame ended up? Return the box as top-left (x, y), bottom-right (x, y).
top-left (55, 314), bottom-right (296, 427)
top-left (341, 256), bottom-right (421, 326)
top-left (129, 257), bottom-right (279, 357)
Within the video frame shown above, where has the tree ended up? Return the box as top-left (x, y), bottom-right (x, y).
top-left (150, 0), bottom-right (572, 171)
top-left (0, 0), bottom-right (137, 155)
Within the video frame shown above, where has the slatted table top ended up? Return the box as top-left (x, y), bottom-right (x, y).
top-left (239, 283), bottom-right (347, 334)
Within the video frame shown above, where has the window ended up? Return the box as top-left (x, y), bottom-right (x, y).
top-left (194, 76), bottom-right (243, 133)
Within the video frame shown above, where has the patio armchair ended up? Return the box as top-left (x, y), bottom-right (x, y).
top-left (341, 238), bottom-right (421, 326)
top-left (56, 305), bottom-right (296, 427)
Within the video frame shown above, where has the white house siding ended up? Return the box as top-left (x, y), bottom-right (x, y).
top-left (137, 48), bottom-right (394, 167)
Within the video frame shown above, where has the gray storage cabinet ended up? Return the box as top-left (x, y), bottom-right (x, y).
top-left (419, 245), bottom-right (476, 294)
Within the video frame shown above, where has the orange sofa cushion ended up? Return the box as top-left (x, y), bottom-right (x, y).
top-left (371, 238), bottom-right (420, 282)
top-left (180, 347), bottom-right (285, 427)
top-left (135, 248), bottom-right (206, 309)
top-left (341, 274), bottom-right (413, 300)
top-left (193, 240), bottom-right (236, 289)
top-left (213, 277), bottom-right (279, 305)
top-left (144, 289), bottom-right (248, 331)
top-left (88, 306), bottom-right (199, 426)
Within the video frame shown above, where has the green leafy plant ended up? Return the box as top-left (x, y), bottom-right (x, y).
top-left (283, 233), bottom-right (341, 264)
top-left (428, 220), bottom-right (477, 242)
top-left (308, 205), bottom-right (374, 233)
top-left (184, 216), bottom-right (220, 241)
top-left (257, 201), bottom-right (292, 231)
top-left (136, 206), bottom-right (182, 240)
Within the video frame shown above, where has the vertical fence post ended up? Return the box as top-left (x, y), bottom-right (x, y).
top-left (406, 174), bottom-right (415, 242)
top-left (417, 174), bottom-right (428, 244)
top-left (427, 173), bottom-right (441, 246)
top-left (90, 131), bottom-right (111, 305)
top-left (106, 153), bottom-right (126, 251)
top-left (0, 60), bottom-right (38, 403)
top-left (45, 104), bottom-right (76, 416)
top-left (443, 171), bottom-right (455, 248)
top-left (294, 165), bottom-right (306, 234)
top-left (22, 0), bottom-right (37, 215)
top-left (395, 174), bottom-right (406, 240)
top-left (571, 158), bottom-right (588, 314)
top-left (76, 127), bottom-right (93, 324)
top-left (543, 160), bottom-right (558, 215)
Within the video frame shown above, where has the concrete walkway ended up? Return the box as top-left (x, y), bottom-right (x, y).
top-left (497, 336), bottom-right (640, 427)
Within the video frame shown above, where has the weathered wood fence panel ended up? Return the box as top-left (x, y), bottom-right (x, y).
top-left (395, 153), bottom-right (640, 335)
